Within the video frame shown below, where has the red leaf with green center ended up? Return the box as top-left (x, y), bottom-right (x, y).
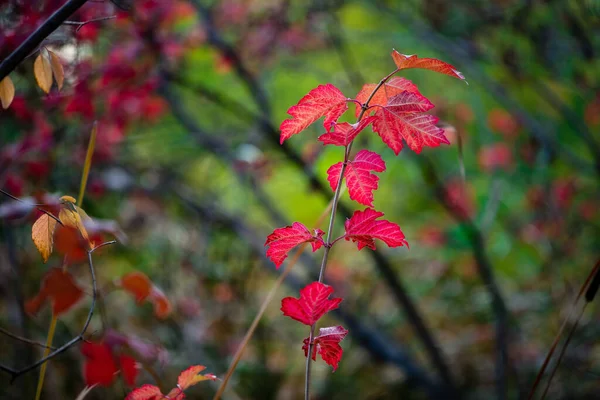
top-left (280, 84), bottom-right (348, 144)
top-left (344, 208), bottom-right (408, 250)
top-left (372, 107), bottom-right (448, 155)
top-left (281, 282), bottom-right (342, 326)
top-left (303, 325), bottom-right (348, 372)
top-left (318, 117), bottom-right (376, 147)
top-left (265, 222), bottom-right (325, 268)
top-left (391, 50), bottom-right (465, 81)
top-left (327, 150), bottom-right (386, 207)
top-left (354, 77), bottom-right (422, 117)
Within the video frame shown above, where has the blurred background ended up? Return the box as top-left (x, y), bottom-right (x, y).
top-left (1, 0), bottom-right (599, 399)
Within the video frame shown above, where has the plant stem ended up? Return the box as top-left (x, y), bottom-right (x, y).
top-left (304, 68), bottom-right (400, 400)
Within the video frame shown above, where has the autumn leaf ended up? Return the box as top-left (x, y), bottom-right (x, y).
top-left (125, 365), bottom-right (217, 400)
top-left (264, 222), bottom-right (325, 268)
top-left (372, 107), bottom-right (448, 155)
top-left (281, 281), bottom-right (342, 326)
top-left (48, 50), bottom-right (64, 90)
top-left (302, 325), bottom-right (348, 371)
top-left (327, 150), bottom-right (386, 207)
top-left (0, 76), bottom-right (15, 109)
top-left (354, 77), bottom-right (421, 117)
top-left (31, 213), bottom-right (58, 263)
top-left (120, 355), bottom-right (139, 386)
top-left (81, 342), bottom-right (119, 387)
top-left (344, 208), bottom-right (408, 250)
top-left (318, 117), bottom-right (376, 147)
top-left (177, 365), bottom-right (218, 390)
top-left (391, 50), bottom-right (465, 81)
top-left (34, 51), bottom-right (53, 93)
top-left (25, 268), bottom-right (83, 316)
top-left (280, 84), bottom-right (348, 144)
top-left (117, 271), bottom-right (173, 319)
top-left (125, 384), bottom-right (163, 400)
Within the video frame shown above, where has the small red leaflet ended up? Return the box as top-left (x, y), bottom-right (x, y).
top-left (81, 341), bottom-right (138, 387)
top-left (354, 77), bottom-right (422, 118)
top-left (281, 281), bottom-right (342, 326)
top-left (327, 150), bottom-right (386, 207)
top-left (280, 84), bottom-right (348, 144)
top-left (318, 117), bottom-right (376, 147)
top-left (391, 50), bottom-right (466, 81)
top-left (265, 222), bottom-right (325, 268)
top-left (303, 325), bottom-right (348, 372)
top-left (344, 208), bottom-right (408, 250)
top-left (125, 365), bottom-right (217, 400)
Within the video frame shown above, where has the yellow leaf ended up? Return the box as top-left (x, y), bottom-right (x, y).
top-left (32, 214), bottom-right (58, 263)
top-left (0, 76), bottom-right (15, 109)
top-left (34, 52), bottom-right (53, 94)
top-left (59, 197), bottom-right (90, 245)
top-left (48, 50), bottom-right (64, 91)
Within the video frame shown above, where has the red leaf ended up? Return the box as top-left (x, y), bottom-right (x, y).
top-left (118, 271), bottom-right (172, 319)
top-left (354, 77), bottom-right (422, 117)
top-left (120, 355), bottom-right (139, 386)
top-left (327, 150), bottom-right (386, 207)
top-left (81, 341), bottom-right (118, 387)
top-left (280, 84), bottom-right (348, 144)
top-left (25, 268), bottom-right (84, 316)
top-left (372, 108), bottom-right (448, 154)
top-left (177, 365), bottom-right (218, 390)
top-left (302, 325), bottom-right (348, 372)
top-left (385, 91), bottom-right (435, 113)
top-left (281, 281), bottom-right (342, 326)
top-left (318, 116), bottom-right (376, 146)
top-left (125, 384), bottom-right (164, 400)
top-left (264, 222), bottom-right (325, 268)
top-left (391, 50), bottom-right (465, 81)
top-left (344, 208), bottom-right (408, 250)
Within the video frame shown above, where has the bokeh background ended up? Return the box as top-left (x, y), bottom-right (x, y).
top-left (1, 0), bottom-right (599, 399)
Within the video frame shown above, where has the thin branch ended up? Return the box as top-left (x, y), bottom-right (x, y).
top-left (0, 241), bottom-right (115, 382)
top-left (64, 15), bottom-right (116, 32)
top-left (0, 328), bottom-right (56, 351)
top-left (0, 0), bottom-right (92, 81)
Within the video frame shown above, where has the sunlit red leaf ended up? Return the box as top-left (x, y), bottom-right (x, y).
top-left (31, 213), bottom-right (58, 263)
top-left (372, 108), bottom-right (448, 154)
top-left (25, 268), bottom-right (83, 316)
top-left (280, 84), bottom-right (348, 144)
top-left (34, 52), bottom-right (53, 93)
top-left (125, 384), bottom-right (163, 400)
top-left (327, 150), bottom-right (386, 207)
top-left (0, 76), bottom-right (15, 109)
top-left (385, 91), bottom-right (435, 113)
top-left (264, 222), bottom-right (325, 268)
top-left (81, 341), bottom-right (118, 387)
top-left (344, 208), bottom-right (408, 250)
top-left (281, 281), bottom-right (342, 326)
top-left (318, 117), bottom-right (376, 147)
top-left (391, 50), bottom-right (465, 80)
top-left (177, 365), bottom-right (218, 390)
top-left (354, 77), bottom-right (421, 117)
top-left (302, 325), bottom-right (348, 371)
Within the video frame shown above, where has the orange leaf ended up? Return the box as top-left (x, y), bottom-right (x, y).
top-left (149, 287), bottom-right (171, 319)
top-left (0, 75), bottom-right (15, 109)
top-left (26, 268), bottom-right (83, 316)
top-left (48, 50), bottom-right (64, 90)
top-left (391, 50), bottom-right (465, 81)
top-left (121, 272), bottom-right (152, 303)
top-left (177, 365), bottom-right (217, 390)
top-left (34, 52), bottom-right (53, 93)
top-left (31, 213), bottom-right (58, 263)
top-left (59, 196), bottom-right (90, 245)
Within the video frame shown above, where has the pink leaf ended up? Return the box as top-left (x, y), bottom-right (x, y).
top-left (391, 50), bottom-right (465, 81)
top-left (326, 150), bottom-right (386, 207)
top-left (281, 282), bottom-right (342, 326)
top-left (302, 325), bottom-right (348, 372)
top-left (385, 91), bottom-right (435, 113)
top-left (372, 108), bottom-right (448, 155)
top-left (318, 117), bottom-right (376, 146)
top-left (344, 208), bottom-right (408, 250)
top-left (125, 384), bottom-right (163, 400)
top-left (265, 222), bottom-right (325, 268)
top-left (280, 84), bottom-right (348, 144)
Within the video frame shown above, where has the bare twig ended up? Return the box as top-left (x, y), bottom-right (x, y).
top-left (64, 15), bottom-right (116, 32)
top-left (0, 328), bottom-right (56, 351)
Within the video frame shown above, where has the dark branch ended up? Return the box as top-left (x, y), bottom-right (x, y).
top-left (0, 328), bottom-right (56, 351)
top-left (0, 0), bottom-right (91, 81)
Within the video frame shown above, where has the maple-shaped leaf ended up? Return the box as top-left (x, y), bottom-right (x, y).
top-left (81, 341), bottom-right (119, 387)
top-left (391, 50), bottom-right (465, 81)
top-left (264, 222), bottom-right (325, 268)
top-left (372, 108), bottom-right (448, 155)
top-left (117, 271), bottom-right (173, 319)
top-left (281, 281), bottom-right (342, 326)
top-left (318, 117), bottom-right (376, 146)
top-left (25, 268), bottom-right (83, 316)
top-left (177, 365), bottom-right (218, 390)
top-left (125, 384), bottom-right (163, 400)
top-left (354, 77), bottom-right (421, 117)
top-left (31, 213), bottom-right (58, 263)
top-left (344, 208), bottom-right (408, 250)
top-left (302, 325), bottom-right (348, 372)
top-left (280, 84), bottom-right (348, 144)
top-left (327, 150), bottom-right (386, 207)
